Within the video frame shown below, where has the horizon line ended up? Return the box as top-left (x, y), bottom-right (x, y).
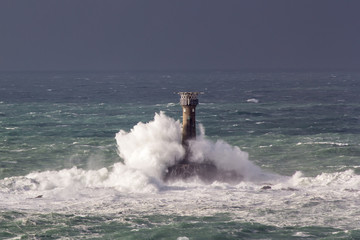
top-left (1, 67), bottom-right (360, 73)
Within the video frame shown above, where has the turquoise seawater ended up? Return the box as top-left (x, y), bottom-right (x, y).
top-left (1, 71), bottom-right (360, 239)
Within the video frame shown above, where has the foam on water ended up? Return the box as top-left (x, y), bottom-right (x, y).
top-left (115, 111), bottom-right (272, 182)
top-left (1, 112), bottom-right (360, 230)
top-left (188, 124), bottom-right (268, 182)
top-left (2, 169), bottom-right (360, 229)
top-left (115, 112), bottom-right (185, 179)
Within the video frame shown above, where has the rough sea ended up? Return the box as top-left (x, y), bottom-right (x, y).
top-left (1, 71), bottom-right (360, 239)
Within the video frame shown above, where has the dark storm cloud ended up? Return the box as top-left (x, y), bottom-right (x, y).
top-left (0, 0), bottom-right (359, 71)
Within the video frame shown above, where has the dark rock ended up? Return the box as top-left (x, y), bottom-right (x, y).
top-left (164, 161), bottom-right (242, 184)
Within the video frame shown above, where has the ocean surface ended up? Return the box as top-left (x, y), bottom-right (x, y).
top-left (1, 71), bottom-right (360, 239)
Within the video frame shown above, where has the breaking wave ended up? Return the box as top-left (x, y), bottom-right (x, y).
top-left (115, 111), bottom-right (271, 182)
top-left (0, 112), bottom-right (273, 197)
top-left (115, 112), bottom-right (185, 179)
top-left (2, 112), bottom-right (360, 230)
top-left (1, 112), bottom-right (359, 204)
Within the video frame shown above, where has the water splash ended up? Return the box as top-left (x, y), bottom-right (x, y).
top-left (2, 112), bottom-right (360, 231)
top-left (115, 112), bottom-right (271, 182)
top-left (115, 112), bottom-right (185, 179)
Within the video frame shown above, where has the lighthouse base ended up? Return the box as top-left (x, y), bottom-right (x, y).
top-left (164, 161), bottom-right (242, 183)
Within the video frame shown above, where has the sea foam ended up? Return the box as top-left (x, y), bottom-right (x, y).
top-left (115, 112), bottom-right (269, 182)
top-left (115, 112), bottom-right (185, 179)
top-left (188, 125), bottom-right (264, 181)
top-left (1, 112), bottom-right (360, 230)
top-left (1, 112), bottom-right (275, 197)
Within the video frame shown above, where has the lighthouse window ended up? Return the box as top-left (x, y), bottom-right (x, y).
top-left (192, 109), bottom-right (194, 112)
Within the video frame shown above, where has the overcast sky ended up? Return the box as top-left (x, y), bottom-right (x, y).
top-left (0, 0), bottom-right (359, 71)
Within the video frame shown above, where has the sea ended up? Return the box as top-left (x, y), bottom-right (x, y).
top-left (1, 71), bottom-right (360, 239)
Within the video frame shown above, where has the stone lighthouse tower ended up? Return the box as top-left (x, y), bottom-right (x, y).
top-left (178, 92), bottom-right (199, 145)
top-left (164, 92), bottom-right (223, 182)
top-left (164, 92), bottom-right (239, 182)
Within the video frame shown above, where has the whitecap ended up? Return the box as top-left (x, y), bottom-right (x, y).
top-left (247, 98), bottom-right (259, 103)
top-left (177, 237), bottom-right (189, 240)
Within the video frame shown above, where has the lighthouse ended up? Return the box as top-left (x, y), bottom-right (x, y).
top-left (163, 92), bottom-right (241, 183)
top-left (164, 91), bottom-right (217, 181)
top-left (179, 92), bottom-right (199, 145)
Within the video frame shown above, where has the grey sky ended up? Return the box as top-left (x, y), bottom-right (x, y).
top-left (0, 0), bottom-right (359, 71)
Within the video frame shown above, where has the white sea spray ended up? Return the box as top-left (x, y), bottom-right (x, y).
top-left (1, 112), bottom-right (360, 231)
top-left (115, 111), bottom-right (185, 179)
top-left (188, 128), bottom-right (264, 181)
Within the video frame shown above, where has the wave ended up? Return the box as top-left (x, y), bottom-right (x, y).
top-left (2, 168), bottom-right (360, 229)
top-left (246, 98), bottom-right (259, 103)
top-left (115, 112), bottom-right (185, 179)
top-left (1, 111), bottom-right (360, 229)
top-left (115, 111), bottom-right (272, 183)
top-left (188, 125), bottom-right (267, 182)
top-left (3, 112), bottom-right (360, 195)
top-left (296, 141), bottom-right (350, 147)
top-left (0, 112), bottom-right (273, 195)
